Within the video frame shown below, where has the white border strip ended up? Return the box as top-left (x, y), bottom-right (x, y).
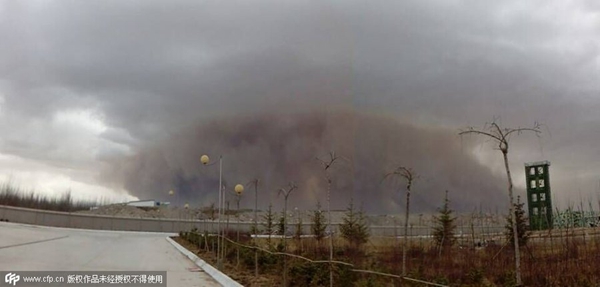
top-left (166, 237), bottom-right (243, 287)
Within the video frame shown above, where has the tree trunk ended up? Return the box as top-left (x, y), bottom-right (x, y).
top-left (283, 197), bottom-right (288, 287)
top-left (327, 178), bottom-right (333, 287)
top-left (254, 182), bottom-right (258, 278)
top-left (236, 199), bottom-right (240, 268)
top-left (503, 151), bottom-right (522, 286)
top-left (403, 190), bottom-right (410, 276)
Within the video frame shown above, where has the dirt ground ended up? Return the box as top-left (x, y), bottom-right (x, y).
top-left (172, 236), bottom-right (277, 286)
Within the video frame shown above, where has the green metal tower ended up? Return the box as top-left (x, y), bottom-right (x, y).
top-left (525, 161), bottom-right (553, 230)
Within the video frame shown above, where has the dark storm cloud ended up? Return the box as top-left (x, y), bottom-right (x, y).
top-left (1, 1), bottom-right (600, 209)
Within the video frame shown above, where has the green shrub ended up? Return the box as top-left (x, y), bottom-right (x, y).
top-left (434, 275), bottom-right (450, 285)
top-left (238, 247), bottom-right (257, 269)
top-left (497, 270), bottom-right (517, 287)
top-left (466, 268), bottom-right (484, 285)
top-left (339, 199), bottom-right (369, 250)
top-left (334, 264), bottom-right (357, 287)
top-left (288, 262), bottom-right (329, 287)
top-left (257, 251), bottom-right (280, 273)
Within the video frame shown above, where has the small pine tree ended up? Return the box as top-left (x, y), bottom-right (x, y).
top-left (263, 204), bottom-right (275, 245)
top-left (311, 202), bottom-right (327, 243)
top-left (250, 222), bottom-right (260, 235)
top-left (339, 198), bottom-right (370, 249)
top-left (294, 218), bottom-right (303, 240)
top-left (203, 203), bottom-right (217, 220)
top-left (277, 214), bottom-right (286, 236)
top-left (506, 196), bottom-right (529, 247)
top-left (433, 190), bottom-right (457, 251)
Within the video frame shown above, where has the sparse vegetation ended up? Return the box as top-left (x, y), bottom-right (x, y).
top-left (177, 223), bottom-right (600, 286)
top-left (277, 214), bottom-right (286, 236)
top-left (202, 203), bottom-right (217, 220)
top-left (311, 202), bottom-right (327, 245)
top-left (339, 198), bottom-right (369, 250)
top-left (433, 190), bottom-right (457, 252)
top-left (262, 204), bottom-right (275, 247)
top-left (506, 196), bottom-right (529, 248)
top-left (0, 182), bottom-right (101, 212)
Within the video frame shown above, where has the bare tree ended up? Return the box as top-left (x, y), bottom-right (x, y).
top-left (278, 182), bottom-right (297, 287)
top-left (459, 120), bottom-right (541, 286)
top-left (383, 166), bottom-right (417, 276)
top-left (316, 151), bottom-right (339, 287)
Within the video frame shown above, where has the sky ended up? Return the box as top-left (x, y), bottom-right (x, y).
top-left (1, 1), bottom-right (600, 212)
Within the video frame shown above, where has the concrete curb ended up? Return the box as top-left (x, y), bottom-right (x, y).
top-left (166, 237), bottom-right (243, 287)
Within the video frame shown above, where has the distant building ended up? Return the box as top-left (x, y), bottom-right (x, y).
top-left (525, 161), bottom-right (553, 230)
top-left (126, 200), bottom-right (168, 207)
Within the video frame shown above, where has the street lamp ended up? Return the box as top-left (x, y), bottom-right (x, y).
top-left (234, 184), bottom-right (244, 267)
top-left (201, 154), bottom-right (224, 269)
top-left (246, 178), bottom-right (260, 278)
top-left (235, 184), bottom-right (244, 195)
top-left (168, 190), bottom-right (176, 230)
top-left (169, 190), bottom-right (174, 207)
top-left (168, 189), bottom-right (180, 209)
top-left (184, 203), bottom-right (190, 230)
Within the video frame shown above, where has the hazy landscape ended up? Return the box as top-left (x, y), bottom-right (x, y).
top-left (4, 1), bottom-right (600, 286)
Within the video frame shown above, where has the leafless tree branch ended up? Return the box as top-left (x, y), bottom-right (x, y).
top-left (278, 182), bottom-right (298, 200)
top-left (456, 119), bottom-right (542, 287)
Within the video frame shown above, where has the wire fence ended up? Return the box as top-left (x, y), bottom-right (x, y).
top-left (180, 217), bottom-right (600, 287)
top-left (182, 230), bottom-right (449, 287)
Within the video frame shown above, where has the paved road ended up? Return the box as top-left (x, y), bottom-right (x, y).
top-left (0, 222), bottom-right (220, 287)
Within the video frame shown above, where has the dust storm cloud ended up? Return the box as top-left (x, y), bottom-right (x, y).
top-left (103, 110), bottom-right (508, 213)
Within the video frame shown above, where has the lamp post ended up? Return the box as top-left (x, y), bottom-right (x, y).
top-left (169, 190), bottom-right (174, 207)
top-left (184, 203), bottom-right (190, 230)
top-left (234, 184), bottom-right (244, 267)
top-left (247, 179), bottom-right (260, 236)
top-left (201, 154), bottom-right (224, 269)
top-left (246, 179), bottom-right (260, 278)
top-left (168, 190), bottom-right (176, 229)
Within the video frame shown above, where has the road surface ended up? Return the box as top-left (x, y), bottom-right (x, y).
top-left (0, 222), bottom-right (220, 287)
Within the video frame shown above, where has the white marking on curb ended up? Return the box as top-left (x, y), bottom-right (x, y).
top-left (166, 237), bottom-right (243, 287)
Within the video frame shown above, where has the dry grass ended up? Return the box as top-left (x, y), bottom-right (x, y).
top-left (178, 227), bottom-right (600, 286)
